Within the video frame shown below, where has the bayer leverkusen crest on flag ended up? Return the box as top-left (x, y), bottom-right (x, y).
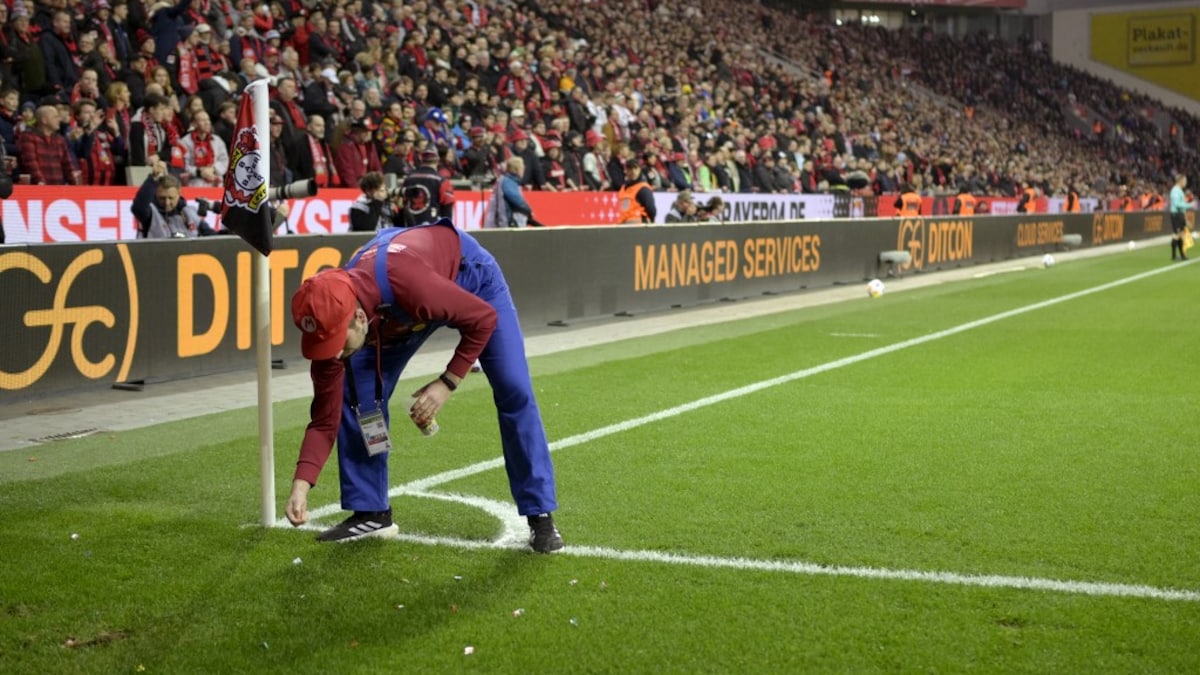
top-left (221, 92), bottom-right (273, 256)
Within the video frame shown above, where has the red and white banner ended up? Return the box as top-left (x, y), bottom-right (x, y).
top-left (651, 192), bottom-right (836, 223)
top-left (1, 187), bottom-right (840, 243)
top-left (853, 0), bottom-right (1025, 7)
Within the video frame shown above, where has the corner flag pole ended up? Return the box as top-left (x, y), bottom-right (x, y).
top-left (251, 80), bottom-right (276, 527)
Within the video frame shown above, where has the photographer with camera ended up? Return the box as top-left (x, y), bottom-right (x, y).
top-left (349, 171), bottom-right (402, 232)
top-left (401, 146), bottom-right (455, 226)
top-left (131, 156), bottom-right (214, 239)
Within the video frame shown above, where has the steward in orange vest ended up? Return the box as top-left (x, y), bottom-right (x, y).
top-left (617, 160), bottom-right (656, 224)
top-left (1064, 189), bottom-right (1081, 213)
top-left (894, 189), bottom-right (922, 216)
top-left (1017, 185), bottom-right (1038, 214)
top-left (952, 189), bottom-right (976, 216)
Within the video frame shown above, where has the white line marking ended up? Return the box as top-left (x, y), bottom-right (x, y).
top-left (280, 261), bottom-right (1200, 602)
top-left (829, 332), bottom-right (879, 338)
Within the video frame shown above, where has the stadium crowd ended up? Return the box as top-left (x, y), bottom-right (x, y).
top-left (0, 0), bottom-right (1195, 207)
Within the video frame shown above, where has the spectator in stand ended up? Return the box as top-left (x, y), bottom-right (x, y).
top-left (176, 22), bottom-right (224, 98)
top-left (149, 65), bottom-right (182, 115)
top-left (129, 93), bottom-right (175, 166)
top-left (98, 1), bottom-right (133, 67)
top-left (267, 109), bottom-right (290, 186)
top-left (179, 109), bottom-right (228, 188)
top-left (507, 128), bottom-right (544, 189)
top-left (290, 114), bottom-right (339, 189)
top-left (71, 68), bottom-right (109, 110)
top-left (617, 159), bottom-right (655, 224)
top-left (401, 147), bottom-right (455, 226)
top-left (149, 0), bottom-right (194, 65)
top-left (76, 33), bottom-right (108, 87)
top-left (0, 90), bottom-right (19, 157)
top-left (730, 149), bottom-right (753, 194)
top-left (540, 139), bottom-right (567, 191)
top-left (68, 98), bottom-right (123, 185)
top-left (381, 130), bottom-right (417, 178)
top-left (7, 6), bottom-right (41, 96)
top-left (461, 126), bottom-right (495, 182)
top-left (230, 11), bottom-right (266, 65)
top-left (798, 158), bottom-right (819, 194)
top-left (561, 131), bottom-right (586, 191)
top-left (375, 101), bottom-right (408, 159)
top-left (270, 76), bottom-right (307, 141)
top-left (118, 51), bottom-right (149, 110)
top-left (18, 105), bottom-right (77, 185)
top-left (334, 118), bottom-right (381, 189)
top-left (41, 9), bottom-right (80, 95)
top-left (581, 131), bottom-right (609, 191)
top-left (418, 107), bottom-right (452, 148)
top-left (484, 156), bottom-right (536, 228)
top-left (752, 152), bottom-right (779, 194)
top-left (212, 100), bottom-right (237, 149)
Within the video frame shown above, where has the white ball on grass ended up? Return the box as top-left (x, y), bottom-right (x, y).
top-left (867, 278), bottom-right (886, 298)
top-left (1042, 254), bottom-right (1056, 268)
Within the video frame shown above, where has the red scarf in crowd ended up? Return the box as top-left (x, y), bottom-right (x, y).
top-left (282, 99), bottom-right (306, 130)
top-left (191, 132), bottom-right (214, 167)
top-left (308, 134), bottom-right (336, 187)
top-left (84, 128), bottom-right (118, 185)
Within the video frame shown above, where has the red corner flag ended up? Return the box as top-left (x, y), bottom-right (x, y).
top-left (221, 89), bottom-right (273, 256)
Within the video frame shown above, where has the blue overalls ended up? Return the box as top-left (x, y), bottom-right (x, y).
top-left (335, 219), bottom-right (558, 517)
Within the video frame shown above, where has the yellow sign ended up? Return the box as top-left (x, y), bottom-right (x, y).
top-left (1092, 9), bottom-right (1200, 101)
top-left (1127, 14), bottom-right (1194, 66)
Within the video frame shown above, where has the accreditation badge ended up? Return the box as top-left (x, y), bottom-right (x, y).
top-left (357, 407), bottom-right (392, 456)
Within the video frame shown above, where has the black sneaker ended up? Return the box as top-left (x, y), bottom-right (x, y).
top-left (316, 509), bottom-right (399, 543)
top-left (527, 514), bottom-right (564, 553)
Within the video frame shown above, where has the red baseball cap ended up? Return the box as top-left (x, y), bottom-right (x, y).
top-left (291, 269), bottom-right (358, 360)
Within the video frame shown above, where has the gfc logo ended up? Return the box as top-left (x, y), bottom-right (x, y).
top-left (897, 218), bottom-right (974, 271)
top-left (898, 218), bottom-right (924, 271)
top-left (0, 246), bottom-right (139, 390)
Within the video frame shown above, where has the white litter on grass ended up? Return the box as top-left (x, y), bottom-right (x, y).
top-left (463, 646), bottom-right (475, 656)
top-left (70, 533), bottom-right (79, 541)
top-left (292, 557), bottom-right (302, 565)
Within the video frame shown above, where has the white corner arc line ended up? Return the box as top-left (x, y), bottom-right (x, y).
top-left (281, 262), bottom-right (1200, 602)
